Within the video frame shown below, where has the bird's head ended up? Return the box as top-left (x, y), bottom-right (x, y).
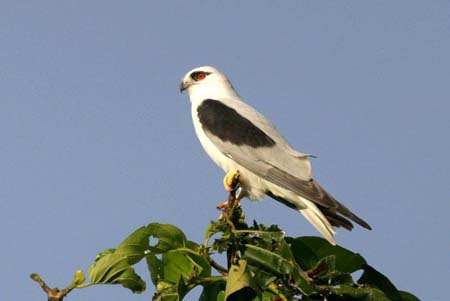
top-left (180, 66), bottom-right (238, 101)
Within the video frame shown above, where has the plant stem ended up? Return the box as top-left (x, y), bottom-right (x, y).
top-left (207, 256), bottom-right (228, 275)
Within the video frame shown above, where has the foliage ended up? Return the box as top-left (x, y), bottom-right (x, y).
top-left (50, 204), bottom-right (419, 301)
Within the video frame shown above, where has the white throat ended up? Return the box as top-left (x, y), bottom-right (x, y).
top-left (187, 81), bottom-right (240, 107)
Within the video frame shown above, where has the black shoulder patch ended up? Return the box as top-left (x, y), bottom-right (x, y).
top-left (197, 99), bottom-right (276, 148)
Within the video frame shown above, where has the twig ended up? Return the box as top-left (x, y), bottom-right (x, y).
top-left (207, 256), bottom-right (228, 275)
top-left (225, 178), bottom-right (241, 269)
top-left (30, 273), bottom-right (70, 301)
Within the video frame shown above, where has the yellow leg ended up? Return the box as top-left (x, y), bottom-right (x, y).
top-left (223, 170), bottom-right (240, 192)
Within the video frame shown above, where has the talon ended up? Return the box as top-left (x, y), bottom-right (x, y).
top-left (223, 170), bottom-right (240, 192)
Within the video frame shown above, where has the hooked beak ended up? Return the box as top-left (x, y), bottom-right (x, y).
top-left (179, 81), bottom-right (189, 93)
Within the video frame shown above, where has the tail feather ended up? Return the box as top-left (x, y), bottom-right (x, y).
top-left (320, 206), bottom-right (354, 230)
top-left (298, 197), bottom-right (336, 245)
top-left (266, 191), bottom-right (337, 244)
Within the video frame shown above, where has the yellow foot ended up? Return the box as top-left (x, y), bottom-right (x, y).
top-left (223, 170), bottom-right (240, 192)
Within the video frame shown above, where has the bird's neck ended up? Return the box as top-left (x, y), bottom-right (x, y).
top-left (189, 83), bottom-right (240, 106)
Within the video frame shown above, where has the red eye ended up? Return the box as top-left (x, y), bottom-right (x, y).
top-left (190, 71), bottom-right (210, 81)
top-left (196, 72), bottom-right (206, 80)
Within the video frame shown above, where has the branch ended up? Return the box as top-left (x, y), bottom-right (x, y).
top-left (207, 255), bottom-right (228, 275)
top-left (30, 270), bottom-right (85, 301)
top-left (30, 273), bottom-right (68, 301)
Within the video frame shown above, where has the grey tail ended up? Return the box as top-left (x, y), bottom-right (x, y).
top-left (266, 191), bottom-right (371, 231)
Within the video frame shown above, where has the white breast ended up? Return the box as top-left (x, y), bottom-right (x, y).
top-left (191, 105), bottom-right (234, 170)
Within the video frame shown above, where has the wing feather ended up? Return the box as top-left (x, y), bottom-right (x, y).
top-left (199, 98), bottom-right (371, 230)
top-left (205, 131), bottom-right (371, 230)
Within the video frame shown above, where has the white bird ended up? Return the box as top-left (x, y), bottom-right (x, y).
top-left (180, 66), bottom-right (371, 245)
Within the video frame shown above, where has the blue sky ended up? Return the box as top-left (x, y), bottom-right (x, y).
top-left (1, 1), bottom-right (449, 300)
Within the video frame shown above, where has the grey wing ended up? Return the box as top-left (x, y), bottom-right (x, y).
top-left (206, 133), bottom-right (371, 230)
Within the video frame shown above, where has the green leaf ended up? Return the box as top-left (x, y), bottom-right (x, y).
top-left (79, 218), bottom-right (419, 301)
top-left (147, 223), bottom-right (187, 252)
top-left (200, 281), bottom-right (226, 301)
top-left (153, 281), bottom-right (180, 301)
top-left (147, 249), bottom-right (211, 300)
top-left (399, 291), bottom-right (421, 301)
top-left (225, 260), bottom-right (257, 301)
top-left (151, 274), bottom-right (193, 301)
top-left (243, 244), bottom-right (294, 275)
top-left (205, 220), bottom-right (227, 242)
top-left (258, 291), bottom-right (278, 301)
top-left (147, 253), bottom-right (163, 285)
top-left (243, 244), bottom-right (314, 295)
top-left (246, 266), bottom-right (276, 289)
top-left (72, 270), bottom-right (86, 286)
top-left (163, 251), bottom-right (195, 284)
top-left (324, 284), bottom-right (391, 301)
top-left (308, 255), bottom-right (354, 285)
top-left (287, 236), bottom-right (367, 273)
top-left (145, 223), bottom-right (212, 300)
top-left (87, 226), bottom-right (149, 293)
top-left (290, 266), bottom-right (316, 295)
top-left (313, 255), bottom-right (337, 277)
top-left (358, 265), bottom-right (402, 301)
top-left (163, 250), bottom-right (210, 284)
